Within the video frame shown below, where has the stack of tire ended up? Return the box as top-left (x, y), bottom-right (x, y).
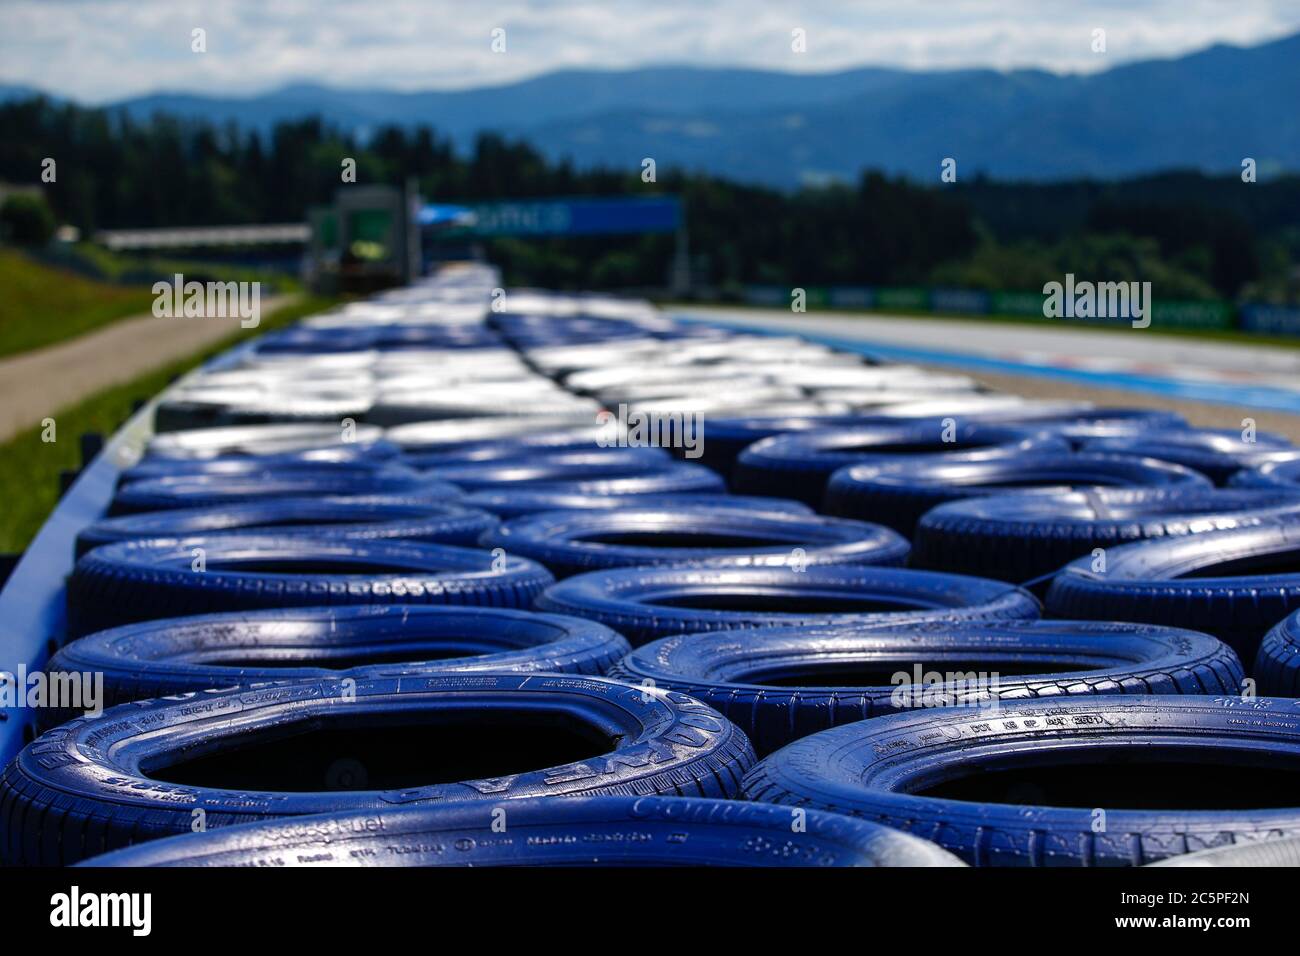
top-left (7, 263), bottom-right (1300, 869)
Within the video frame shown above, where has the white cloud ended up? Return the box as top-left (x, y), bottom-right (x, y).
top-left (1, 0), bottom-right (1297, 102)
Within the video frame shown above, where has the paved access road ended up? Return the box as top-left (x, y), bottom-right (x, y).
top-left (0, 296), bottom-right (293, 442)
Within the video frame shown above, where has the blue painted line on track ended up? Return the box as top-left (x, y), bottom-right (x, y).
top-left (677, 312), bottom-right (1300, 415)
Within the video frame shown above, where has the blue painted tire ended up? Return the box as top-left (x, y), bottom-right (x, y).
top-left (76, 496), bottom-right (500, 557)
top-left (462, 490), bottom-right (809, 519)
top-left (731, 422), bottom-right (1067, 506)
top-left (696, 414), bottom-right (883, 478)
top-left (78, 796), bottom-right (963, 867)
top-left (480, 507), bottom-right (910, 577)
top-left (1010, 408), bottom-right (1187, 447)
top-left (65, 535), bottom-right (555, 637)
top-left (913, 487), bottom-right (1300, 584)
top-left (400, 433), bottom-right (662, 468)
top-left (1230, 453), bottom-right (1300, 490)
top-left (40, 605), bottom-right (630, 728)
top-left (1045, 521), bottom-right (1300, 662)
top-left (0, 674), bottom-right (753, 865)
top-left (1255, 609), bottom-right (1300, 696)
top-left (109, 468), bottom-right (459, 515)
top-left (534, 565), bottom-right (1039, 646)
top-left (1083, 428), bottom-right (1295, 484)
top-left (741, 695), bottom-right (1300, 866)
top-left (610, 620), bottom-right (1243, 754)
top-left (119, 441), bottom-right (401, 483)
top-left (427, 450), bottom-right (710, 491)
top-left (823, 452), bottom-right (1212, 535)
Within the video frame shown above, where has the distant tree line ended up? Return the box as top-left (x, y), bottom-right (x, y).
top-left (2, 96), bottom-right (1296, 300)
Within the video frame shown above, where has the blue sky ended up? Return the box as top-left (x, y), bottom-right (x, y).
top-left (3, 0), bottom-right (1299, 103)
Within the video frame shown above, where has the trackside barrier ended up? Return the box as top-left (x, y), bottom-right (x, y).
top-left (742, 286), bottom-right (1296, 334)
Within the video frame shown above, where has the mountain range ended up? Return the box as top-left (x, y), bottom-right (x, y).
top-left (4, 31), bottom-right (1297, 187)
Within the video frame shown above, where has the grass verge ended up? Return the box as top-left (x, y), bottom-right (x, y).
top-left (0, 294), bottom-right (337, 553)
top-left (0, 247), bottom-right (156, 358)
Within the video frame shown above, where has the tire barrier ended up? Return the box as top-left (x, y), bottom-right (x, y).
top-left (80, 796), bottom-right (964, 868)
top-left (0, 674), bottom-right (753, 865)
top-left (15, 263), bottom-right (1295, 871)
top-left (731, 422), bottom-right (1067, 506)
top-left (1045, 521), bottom-right (1300, 663)
top-left (1255, 609), bottom-right (1300, 696)
top-left (741, 695), bottom-right (1300, 866)
top-left (40, 605), bottom-right (630, 728)
top-left (912, 487), bottom-right (1300, 584)
top-left (822, 452), bottom-right (1213, 535)
top-left (145, 423), bottom-right (390, 459)
top-left (66, 536), bottom-right (555, 637)
top-left (1084, 428), bottom-right (1295, 484)
top-left (534, 565), bottom-right (1040, 645)
top-left (76, 496), bottom-right (501, 557)
top-left (1230, 453), bottom-right (1300, 490)
top-left (1149, 835), bottom-right (1300, 867)
top-left (480, 506), bottom-right (910, 577)
top-left (610, 620), bottom-right (1243, 754)
top-left (462, 489), bottom-right (813, 520)
top-left (109, 468), bottom-right (460, 515)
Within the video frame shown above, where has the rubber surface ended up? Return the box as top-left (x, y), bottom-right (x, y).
top-left (76, 496), bottom-right (500, 557)
top-left (480, 507), bottom-right (910, 577)
top-left (66, 535), bottom-right (555, 637)
top-left (119, 442), bottom-right (401, 482)
top-left (732, 422), bottom-right (1068, 505)
top-left (1230, 454), bottom-right (1300, 490)
top-left (454, 469), bottom-right (729, 509)
top-left (611, 620), bottom-right (1244, 754)
top-left (384, 417), bottom-right (602, 451)
top-left (79, 795), bottom-right (965, 867)
top-left (462, 490), bottom-right (811, 519)
top-left (692, 414), bottom-right (881, 478)
top-left (400, 431), bottom-right (649, 468)
top-left (741, 695), bottom-right (1300, 866)
top-left (1149, 835), bottom-right (1300, 867)
top-left (1045, 521), bottom-right (1300, 662)
top-left (1016, 408), bottom-right (1187, 447)
top-left (914, 487), bottom-right (1300, 585)
top-left (535, 565), bottom-right (1040, 646)
top-left (426, 451), bottom-right (708, 491)
top-left (1256, 609), bottom-right (1300, 696)
top-left (824, 452), bottom-right (1212, 536)
top-left (145, 423), bottom-right (390, 459)
top-left (110, 469), bottom-right (460, 515)
top-left (0, 673), bottom-right (754, 865)
top-left (1084, 428), bottom-right (1295, 484)
top-left (41, 605), bottom-right (631, 727)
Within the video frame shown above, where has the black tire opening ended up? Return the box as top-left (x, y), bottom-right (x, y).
top-left (579, 530), bottom-right (792, 549)
top-left (148, 711), bottom-right (614, 792)
top-left (837, 439), bottom-right (995, 456)
top-left (1176, 549), bottom-right (1300, 579)
top-left (914, 749), bottom-right (1300, 810)
top-left (653, 590), bottom-right (933, 614)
